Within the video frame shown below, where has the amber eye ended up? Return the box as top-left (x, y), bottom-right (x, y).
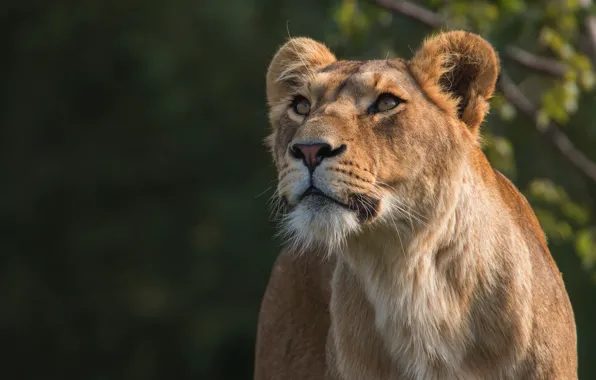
top-left (368, 93), bottom-right (404, 114)
top-left (292, 96), bottom-right (311, 116)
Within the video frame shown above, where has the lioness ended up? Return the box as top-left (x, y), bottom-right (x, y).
top-left (255, 31), bottom-right (577, 379)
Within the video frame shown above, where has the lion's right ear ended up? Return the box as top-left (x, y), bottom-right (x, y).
top-left (266, 38), bottom-right (336, 106)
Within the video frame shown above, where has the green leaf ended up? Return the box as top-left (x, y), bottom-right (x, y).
top-left (575, 229), bottom-right (596, 270)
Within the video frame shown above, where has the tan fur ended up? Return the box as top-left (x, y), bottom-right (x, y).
top-left (255, 31), bottom-right (577, 380)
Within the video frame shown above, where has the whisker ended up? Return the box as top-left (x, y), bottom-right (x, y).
top-left (368, 181), bottom-right (428, 229)
top-left (255, 186), bottom-right (273, 199)
top-left (286, 22), bottom-right (316, 82)
top-left (384, 198), bottom-right (406, 254)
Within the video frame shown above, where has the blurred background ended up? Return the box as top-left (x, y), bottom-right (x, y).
top-left (2, 0), bottom-right (596, 379)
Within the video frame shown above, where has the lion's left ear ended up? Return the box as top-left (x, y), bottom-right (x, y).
top-left (409, 31), bottom-right (500, 135)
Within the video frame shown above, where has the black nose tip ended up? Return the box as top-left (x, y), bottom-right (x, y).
top-left (289, 143), bottom-right (347, 171)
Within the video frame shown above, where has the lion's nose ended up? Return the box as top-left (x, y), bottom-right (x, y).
top-left (290, 143), bottom-right (347, 172)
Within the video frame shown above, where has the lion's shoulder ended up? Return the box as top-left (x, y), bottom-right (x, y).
top-left (254, 250), bottom-right (335, 379)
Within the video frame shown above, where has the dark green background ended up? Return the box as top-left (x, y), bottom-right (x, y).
top-left (2, 1), bottom-right (595, 379)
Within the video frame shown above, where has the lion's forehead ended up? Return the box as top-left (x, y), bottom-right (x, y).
top-left (307, 59), bottom-right (417, 104)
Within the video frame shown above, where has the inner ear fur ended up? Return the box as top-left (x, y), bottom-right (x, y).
top-left (408, 31), bottom-right (500, 134)
top-left (266, 38), bottom-right (336, 106)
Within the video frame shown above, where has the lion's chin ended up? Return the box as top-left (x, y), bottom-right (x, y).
top-left (281, 196), bottom-right (361, 255)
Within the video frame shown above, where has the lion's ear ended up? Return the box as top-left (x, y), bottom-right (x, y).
top-left (266, 38), bottom-right (336, 106)
top-left (409, 31), bottom-right (500, 135)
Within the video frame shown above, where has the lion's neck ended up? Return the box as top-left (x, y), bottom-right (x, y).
top-left (329, 164), bottom-right (513, 379)
top-left (342, 162), bottom-right (497, 285)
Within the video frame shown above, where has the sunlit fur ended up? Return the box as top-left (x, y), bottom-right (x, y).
top-left (256, 31), bottom-right (577, 380)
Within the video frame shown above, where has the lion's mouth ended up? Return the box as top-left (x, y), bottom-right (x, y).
top-left (300, 186), bottom-right (347, 206)
top-left (299, 186), bottom-right (380, 223)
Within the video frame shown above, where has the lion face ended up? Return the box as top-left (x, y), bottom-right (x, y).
top-left (266, 33), bottom-right (499, 252)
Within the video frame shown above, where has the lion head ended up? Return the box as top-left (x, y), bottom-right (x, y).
top-left (266, 31), bottom-right (499, 253)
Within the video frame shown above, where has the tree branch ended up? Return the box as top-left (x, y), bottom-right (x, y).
top-left (374, 0), bottom-right (596, 182)
top-left (579, 0), bottom-right (596, 59)
top-left (376, 0), bottom-right (569, 78)
top-left (498, 72), bottom-right (596, 182)
top-left (504, 46), bottom-right (568, 78)
top-left (375, 0), bottom-right (443, 28)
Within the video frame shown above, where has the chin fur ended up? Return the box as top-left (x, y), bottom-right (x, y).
top-left (278, 197), bottom-right (360, 256)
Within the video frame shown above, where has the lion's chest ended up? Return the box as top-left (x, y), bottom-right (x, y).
top-left (329, 259), bottom-right (472, 380)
